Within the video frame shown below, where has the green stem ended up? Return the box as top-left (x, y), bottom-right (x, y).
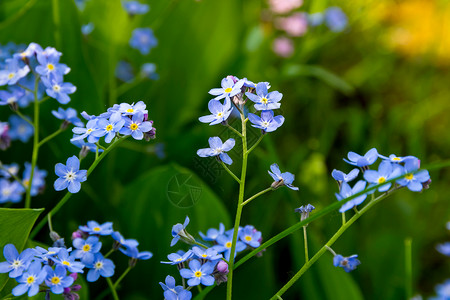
top-left (116, 77), bottom-right (144, 97)
top-left (197, 285), bottom-right (203, 293)
top-left (226, 123), bottom-right (243, 137)
top-left (341, 212), bottom-right (346, 225)
top-left (104, 248), bottom-right (115, 258)
top-left (38, 128), bottom-right (64, 147)
top-left (47, 213), bottom-right (53, 232)
top-left (29, 137), bottom-right (128, 239)
top-left (303, 226), bottom-right (308, 263)
top-left (16, 83), bottom-right (33, 93)
top-left (0, 165), bottom-right (27, 189)
top-left (25, 77), bottom-right (40, 209)
top-left (194, 241), bottom-right (209, 249)
top-left (241, 187), bottom-right (272, 206)
top-left (14, 110), bottom-right (33, 126)
top-left (106, 277), bottom-right (119, 300)
top-left (113, 267), bottom-right (132, 289)
top-left (246, 134), bottom-right (263, 155)
top-left (220, 161), bottom-right (241, 184)
top-left (226, 111), bottom-right (248, 300)
top-left (270, 191), bottom-right (395, 299)
top-left (405, 238), bottom-right (412, 300)
top-left (52, 0), bottom-right (61, 49)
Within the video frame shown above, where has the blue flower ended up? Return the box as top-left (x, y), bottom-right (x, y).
top-left (41, 74), bottom-right (76, 104)
top-left (117, 101), bottom-right (148, 116)
top-left (115, 60), bottom-right (134, 82)
top-left (295, 204), bottom-right (315, 221)
top-left (433, 279), bottom-right (450, 299)
top-left (0, 121), bottom-right (10, 150)
top-left (363, 161), bottom-right (402, 192)
top-left (86, 253), bottom-right (115, 282)
top-left (0, 58), bottom-right (30, 86)
top-left (71, 119), bottom-right (100, 144)
top-left (123, 0), bottom-right (149, 15)
top-left (335, 180), bottom-right (367, 212)
top-left (0, 86), bottom-right (24, 107)
top-left (197, 137), bottom-right (235, 165)
top-left (180, 260), bottom-right (215, 287)
top-left (378, 153), bottom-right (416, 163)
top-left (33, 246), bottom-right (63, 264)
top-left (111, 231), bottom-right (139, 248)
top-left (171, 216), bottom-right (192, 246)
top-left (239, 225), bottom-right (262, 248)
top-left (343, 148), bottom-right (378, 167)
top-left (92, 116), bottom-right (125, 143)
top-left (52, 249), bottom-right (84, 273)
top-left (199, 223), bottom-right (225, 242)
top-left (396, 158), bottom-right (430, 192)
top-left (71, 133), bottom-right (102, 153)
top-left (192, 246), bottom-right (223, 261)
top-left (160, 275), bottom-right (192, 300)
top-left (44, 264), bottom-right (74, 294)
top-left (268, 163), bottom-right (299, 190)
top-left (209, 77), bottom-right (244, 100)
top-left (35, 52), bottom-right (70, 77)
top-left (199, 97), bottom-right (234, 125)
top-left (333, 254), bottom-right (360, 272)
top-left (212, 234), bottom-right (246, 261)
top-left (130, 28), bottom-right (158, 55)
top-left (161, 250), bottom-right (194, 265)
top-left (21, 162), bottom-right (47, 196)
top-left (0, 244), bottom-right (34, 278)
top-left (0, 179), bottom-right (23, 203)
top-left (245, 82), bottom-right (282, 110)
top-left (11, 261), bottom-right (46, 297)
top-left (51, 107), bottom-right (84, 127)
top-left (0, 163), bottom-right (19, 178)
top-left (72, 236), bottom-right (102, 265)
top-left (324, 7), bottom-right (348, 32)
top-left (81, 23), bottom-right (94, 35)
top-left (436, 242), bottom-right (450, 257)
top-left (331, 168), bottom-right (359, 183)
top-left (140, 63), bottom-right (158, 80)
top-left (119, 112), bottom-right (153, 140)
top-left (79, 220), bottom-right (113, 236)
top-left (12, 43), bottom-right (42, 61)
top-left (248, 110), bottom-right (284, 133)
top-left (54, 156), bottom-right (87, 193)
top-left (308, 12), bottom-right (324, 26)
top-left (8, 115), bottom-right (33, 143)
top-left (120, 245), bottom-right (153, 260)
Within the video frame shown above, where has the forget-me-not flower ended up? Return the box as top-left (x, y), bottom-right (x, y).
top-left (295, 204), bottom-right (315, 221)
top-left (378, 153), bottom-right (415, 163)
top-left (119, 245), bottom-right (153, 260)
top-left (324, 7), bottom-right (348, 32)
top-left (436, 242), bottom-right (450, 257)
top-left (335, 180), bottom-right (367, 212)
top-left (86, 253), bottom-right (115, 282)
top-left (245, 82), bottom-right (282, 110)
top-left (72, 236), bottom-right (102, 265)
top-left (11, 261), bottom-right (47, 297)
top-left (248, 110), bottom-right (284, 133)
top-left (0, 244), bottom-right (34, 278)
top-left (0, 87), bottom-right (24, 107)
top-left (197, 137), bottom-right (235, 165)
top-left (123, 0), bottom-right (149, 15)
top-left (171, 216), bottom-right (194, 246)
top-left (92, 116), bottom-right (124, 143)
top-left (44, 264), bottom-right (74, 294)
top-left (41, 74), bottom-right (76, 104)
top-left (343, 148), bottom-right (378, 168)
top-left (35, 51), bottom-right (70, 77)
top-left (331, 168), bottom-right (359, 183)
top-left (0, 58), bottom-right (30, 86)
top-left (8, 115), bottom-right (33, 143)
top-left (111, 231), bottom-right (139, 248)
top-left (161, 250), bottom-right (194, 265)
top-left (120, 111), bottom-right (153, 140)
top-left (268, 163), bottom-right (299, 190)
top-left (191, 247), bottom-right (223, 261)
top-left (212, 234), bottom-right (246, 261)
top-left (71, 119), bottom-right (100, 144)
top-left (160, 275), bottom-right (192, 300)
top-left (199, 97), bottom-right (233, 125)
top-left (208, 77), bottom-right (244, 100)
top-left (79, 220), bottom-right (113, 236)
top-left (333, 254), bottom-right (360, 272)
top-left (21, 162), bottom-right (47, 196)
top-left (51, 107), bottom-right (84, 127)
top-left (239, 225), bottom-right (261, 248)
top-left (0, 179), bottom-right (23, 203)
top-left (396, 157), bottom-right (430, 192)
top-left (199, 223), bottom-right (225, 242)
top-left (130, 28), bottom-right (158, 55)
top-left (51, 248), bottom-right (84, 273)
top-left (180, 259), bottom-right (215, 287)
top-left (54, 156), bottom-right (87, 193)
top-left (364, 161), bottom-right (402, 192)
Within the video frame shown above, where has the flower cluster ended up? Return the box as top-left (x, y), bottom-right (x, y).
top-left (161, 217), bottom-right (264, 299)
top-left (332, 148), bottom-right (431, 213)
top-left (0, 220), bottom-right (151, 298)
top-left (0, 162), bottom-right (47, 203)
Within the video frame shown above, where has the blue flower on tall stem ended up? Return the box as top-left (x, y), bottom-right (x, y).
top-left (8, 115), bottom-right (33, 143)
top-left (35, 52), bottom-right (70, 77)
top-left (343, 148), bottom-right (378, 168)
top-left (378, 153), bottom-right (415, 163)
top-left (44, 265), bottom-right (74, 294)
top-left (119, 245), bottom-right (153, 260)
top-left (130, 28), bottom-right (158, 55)
top-left (0, 58), bottom-right (30, 86)
top-left (245, 82), bottom-right (282, 110)
top-left (248, 110), bottom-right (284, 133)
top-left (0, 244), bottom-right (34, 278)
top-left (71, 119), bottom-right (100, 144)
top-left (268, 163), bottom-right (299, 190)
top-left (192, 247), bottom-right (223, 261)
top-left (197, 137), bottom-right (235, 165)
top-left (179, 260), bottom-right (215, 287)
top-left (0, 179), bottom-right (23, 203)
top-left (333, 254), bottom-right (360, 272)
top-left (212, 234), bottom-right (246, 261)
top-left (0, 87), bottom-right (24, 107)
top-left (111, 231), bottom-right (139, 248)
top-left (239, 225), bottom-right (262, 248)
top-left (199, 97), bottom-right (233, 125)
top-left (79, 221), bottom-right (113, 236)
top-left (171, 216), bottom-right (193, 246)
top-left (324, 7), bottom-right (348, 32)
top-left (86, 253), bottom-right (115, 282)
top-left (364, 161), bottom-right (401, 192)
top-left (199, 223), bottom-right (225, 242)
top-left (51, 249), bottom-right (84, 273)
top-left (160, 275), bottom-right (192, 300)
top-left (120, 112), bottom-right (153, 140)
top-left (72, 236), bottom-right (102, 264)
top-left (21, 162), bottom-right (47, 196)
top-left (208, 77), bottom-right (244, 100)
top-left (331, 168), bottom-right (359, 183)
top-left (161, 250), bottom-right (194, 265)
top-left (92, 116), bottom-right (124, 143)
top-left (123, 0), bottom-right (149, 15)
top-left (335, 180), bottom-right (367, 212)
top-left (396, 157), bottom-right (430, 192)
top-left (41, 74), bottom-right (76, 104)
top-left (54, 156), bottom-right (87, 194)
top-left (11, 261), bottom-right (47, 297)
top-left (51, 107), bottom-right (84, 127)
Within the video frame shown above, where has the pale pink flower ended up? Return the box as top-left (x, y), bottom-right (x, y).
top-left (269, 0), bottom-right (303, 14)
top-left (272, 37), bottom-right (294, 57)
top-left (276, 13), bottom-right (308, 37)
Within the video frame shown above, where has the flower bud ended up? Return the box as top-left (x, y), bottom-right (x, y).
top-left (216, 260), bottom-right (229, 274)
top-left (69, 273), bottom-right (78, 281)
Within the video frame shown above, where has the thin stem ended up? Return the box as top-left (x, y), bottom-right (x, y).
top-left (303, 226), bottom-right (308, 263)
top-left (47, 213), bottom-right (53, 232)
top-left (246, 135), bottom-right (263, 155)
top-left (220, 161), bottom-right (240, 184)
top-left (16, 83), bottom-right (33, 93)
top-left (405, 238), bottom-right (412, 300)
top-left (194, 241), bottom-right (209, 249)
top-left (341, 212), bottom-right (346, 225)
top-left (39, 96), bottom-right (50, 104)
top-left (29, 137), bottom-right (128, 239)
top-left (38, 128), bottom-right (63, 147)
top-left (106, 277), bottom-right (119, 300)
top-left (270, 191), bottom-right (395, 299)
top-left (113, 267), bottom-right (132, 289)
top-left (116, 77), bottom-right (144, 97)
top-left (25, 76), bottom-right (40, 208)
top-left (0, 165), bottom-right (27, 189)
top-left (104, 248), bottom-right (115, 258)
top-left (325, 245), bottom-right (336, 256)
top-left (226, 111), bottom-right (248, 300)
top-left (14, 110), bottom-right (33, 126)
top-left (197, 285), bottom-right (203, 293)
top-left (226, 123), bottom-right (243, 137)
top-left (241, 187), bottom-right (272, 206)
top-left (96, 142), bottom-right (107, 151)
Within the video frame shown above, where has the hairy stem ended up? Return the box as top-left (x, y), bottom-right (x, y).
top-left (241, 187), bottom-right (272, 206)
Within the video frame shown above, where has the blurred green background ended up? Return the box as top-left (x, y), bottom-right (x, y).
top-left (0, 0), bottom-right (449, 299)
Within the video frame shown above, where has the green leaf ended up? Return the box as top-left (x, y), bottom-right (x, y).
top-left (0, 208), bottom-right (43, 293)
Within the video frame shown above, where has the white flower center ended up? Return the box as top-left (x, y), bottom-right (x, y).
top-left (262, 121), bottom-right (270, 128)
top-left (65, 170), bottom-right (77, 182)
top-left (213, 148), bottom-right (223, 155)
top-left (11, 260), bottom-right (22, 269)
top-left (7, 97), bottom-right (16, 104)
top-left (53, 84), bottom-right (61, 92)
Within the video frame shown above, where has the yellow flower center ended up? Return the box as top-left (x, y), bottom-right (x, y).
top-left (224, 87), bottom-right (233, 93)
top-left (194, 271), bottom-right (202, 278)
top-left (23, 179), bottom-right (29, 187)
top-left (225, 242), bottom-right (232, 248)
top-left (392, 157), bottom-right (401, 161)
top-left (93, 227), bottom-right (101, 232)
top-left (62, 261), bottom-right (71, 266)
top-left (377, 177), bottom-right (386, 184)
top-left (47, 63), bottom-right (55, 71)
top-left (175, 258), bottom-right (182, 262)
top-left (51, 276), bottom-right (61, 284)
top-left (130, 123), bottom-right (139, 130)
top-left (106, 125), bottom-right (113, 131)
top-left (8, 73), bottom-right (14, 79)
top-left (87, 128), bottom-right (93, 133)
top-left (261, 97), bottom-right (268, 104)
top-left (82, 244), bottom-right (91, 252)
top-left (217, 112), bottom-right (223, 117)
top-left (201, 254), bottom-right (208, 258)
top-left (26, 275), bottom-right (35, 284)
top-left (245, 236), bottom-right (252, 241)
top-left (126, 108), bottom-right (134, 113)
top-left (405, 173), bottom-right (414, 180)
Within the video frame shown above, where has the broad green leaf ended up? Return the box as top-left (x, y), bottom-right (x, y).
top-left (0, 208), bottom-right (43, 293)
